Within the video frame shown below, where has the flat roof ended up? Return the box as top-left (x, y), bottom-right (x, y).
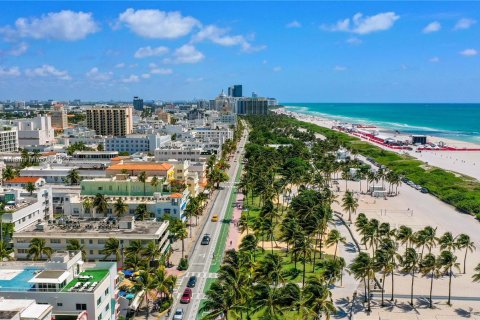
top-left (62, 269), bottom-right (109, 292)
top-left (21, 304), bottom-right (52, 319)
top-left (29, 270), bottom-right (70, 284)
top-left (107, 162), bottom-right (173, 171)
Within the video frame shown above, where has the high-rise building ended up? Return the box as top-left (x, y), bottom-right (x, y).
top-left (86, 105), bottom-right (133, 136)
top-left (237, 97), bottom-right (268, 115)
top-left (0, 127), bottom-right (18, 152)
top-left (232, 85), bottom-right (243, 97)
top-left (133, 96), bottom-right (144, 111)
top-left (15, 116), bottom-right (55, 147)
top-left (50, 104), bottom-right (68, 130)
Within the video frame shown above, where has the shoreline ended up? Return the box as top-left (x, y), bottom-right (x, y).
top-left (274, 107), bottom-right (480, 181)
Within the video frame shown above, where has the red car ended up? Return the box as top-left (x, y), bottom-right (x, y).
top-left (180, 288), bottom-right (192, 304)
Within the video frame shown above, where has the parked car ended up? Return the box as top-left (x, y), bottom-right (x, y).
top-left (187, 276), bottom-right (197, 288)
top-left (180, 288), bottom-right (192, 304)
top-left (415, 185), bottom-right (422, 191)
top-left (421, 187), bottom-right (429, 193)
top-left (201, 234), bottom-right (211, 245)
top-left (173, 308), bottom-right (184, 319)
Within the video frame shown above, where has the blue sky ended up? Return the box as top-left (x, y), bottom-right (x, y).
top-left (0, 1), bottom-right (479, 102)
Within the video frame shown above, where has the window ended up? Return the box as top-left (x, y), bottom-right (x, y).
top-left (90, 250), bottom-right (94, 254)
top-left (105, 288), bottom-right (109, 295)
top-left (89, 239), bottom-right (93, 244)
top-left (57, 303), bottom-right (63, 307)
top-left (76, 304), bottom-right (87, 311)
top-left (98, 314), bottom-right (102, 320)
top-left (50, 239), bottom-right (61, 244)
top-left (105, 303), bottom-right (110, 311)
top-left (97, 297), bottom-right (101, 306)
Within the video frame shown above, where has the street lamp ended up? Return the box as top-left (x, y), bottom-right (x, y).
top-left (349, 290), bottom-right (357, 320)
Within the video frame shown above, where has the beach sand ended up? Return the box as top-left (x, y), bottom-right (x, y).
top-left (274, 108), bottom-right (480, 181)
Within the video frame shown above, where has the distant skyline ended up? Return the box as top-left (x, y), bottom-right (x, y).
top-left (0, 1), bottom-right (479, 102)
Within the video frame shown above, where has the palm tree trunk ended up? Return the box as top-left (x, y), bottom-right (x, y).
top-left (181, 239), bottom-right (185, 258)
top-left (390, 270), bottom-right (395, 301)
top-left (367, 274), bottom-right (371, 312)
top-left (363, 277), bottom-right (368, 302)
top-left (448, 267), bottom-right (452, 305)
top-left (381, 272), bottom-right (386, 307)
top-left (302, 249), bottom-right (306, 287)
top-left (464, 249), bottom-right (468, 274)
top-left (410, 271), bottom-right (415, 306)
top-left (429, 271), bottom-right (434, 308)
top-left (334, 243), bottom-right (338, 261)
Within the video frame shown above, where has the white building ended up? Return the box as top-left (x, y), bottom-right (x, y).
top-left (105, 134), bottom-right (171, 154)
top-left (13, 217), bottom-right (170, 260)
top-left (155, 146), bottom-right (208, 163)
top-left (191, 128), bottom-right (233, 144)
top-left (20, 165), bottom-right (106, 184)
top-left (1, 186), bottom-right (53, 232)
top-left (0, 298), bottom-right (53, 320)
top-left (15, 116), bottom-right (55, 147)
top-left (0, 127), bottom-right (19, 152)
top-left (0, 251), bottom-right (117, 320)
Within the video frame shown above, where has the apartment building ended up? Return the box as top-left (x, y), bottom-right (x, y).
top-left (13, 218), bottom-right (170, 260)
top-left (0, 127), bottom-right (19, 152)
top-left (0, 298), bottom-right (53, 320)
top-left (4, 177), bottom-right (45, 189)
top-left (0, 186), bottom-right (53, 232)
top-left (20, 165), bottom-right (106, 184)
top-left (154, 146), bottom-right (208, 163)
top-left (105, 162), bottom-right (174, 180)
top-left (104, 134), bottom-right (171, 154)
top-left (0, 251), bottom-right (117, 320)
top-left (50, 104), bottom-right (68, 130)
top-left (165, 160), bottom-right (200, 196)
top-left (191, 128), bottom-right (233, 144)
top-left (86, 106), bottom-right (133, 136)
top-left (15, 116), bottom-right (55, 147)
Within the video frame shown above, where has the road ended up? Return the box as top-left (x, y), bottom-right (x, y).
top-left (165, 125), bottom-right (248, 320)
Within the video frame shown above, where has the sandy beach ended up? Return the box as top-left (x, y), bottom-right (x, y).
top-left (274, 107), bottom-right (480, 181)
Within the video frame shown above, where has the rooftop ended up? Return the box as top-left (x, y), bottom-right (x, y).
top-left (107, 162), bottom-right (173, 171)
top-left (62, 269), bottom-right (109, 292)
top-left (14, 217), bottom-right (169, 239)
top-left (4, 177), bottom-right (41, 184)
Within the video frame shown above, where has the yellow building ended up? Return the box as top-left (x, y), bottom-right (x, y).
top-left (106, 162), bottom-right (175, 181)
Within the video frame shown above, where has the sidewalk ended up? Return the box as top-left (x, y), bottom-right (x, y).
top-left (226, 192), bottom-right (244, 251)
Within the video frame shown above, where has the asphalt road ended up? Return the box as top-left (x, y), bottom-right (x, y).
top-left (165, 126), bottom-right (248, 320)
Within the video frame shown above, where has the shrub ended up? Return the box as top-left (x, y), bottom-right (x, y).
top-left (177, 257), bottom-right (189, 271)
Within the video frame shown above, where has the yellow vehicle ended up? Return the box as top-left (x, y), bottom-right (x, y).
top-left (211, 214), bottom-right (219, 222)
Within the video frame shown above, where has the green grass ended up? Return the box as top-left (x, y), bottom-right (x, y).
top-left (210, 162), bottom-right (244, 273)
top-left (285, 116), bottom-right (480, 214)
top-left (63, 269), bottom-right (109, 291)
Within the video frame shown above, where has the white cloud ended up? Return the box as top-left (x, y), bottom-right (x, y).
top-left (454, 18), bottom-right (476, 30)
top-left (121, 74), bottom-right (140, 83)
top-left (423, 21), bottom-right (441, 33)
top-left (0, 66), bottom-right (21, 77)
top-left (1, 10), bottom-right (98, 41)
top-left (459, 48), bottom-right (478, 56)
top-left (164, 44), bottom-right (204, 64)
top-left (114, 63), bottom-right (126, 68)
top-left (334, 65), bottom-right (348, 72)
top-left (429, 56), bottom-right (440, 63)
top-left (192, 25), bottom-right (265, 52)
top-left (117, 8), bottom-right (199, 39)
top-left (186, 77), bottom-right (204, 83)
top-left (323, 12), bottom-right (399, 35)
top-left (150, 68), bottom-right (173, 75)
top-left (25, 64), bottom-right (71, 80)
top-left (85, 67), bottom-right (113, 81)
top-left (134, 46), bottom-right (169, 58)
top-left (272, 66), bottom-right (282, 72)
top-left (141, 73), bottom-right (151, 79)
top-left (7, 42), bottom-right (28, 56)
top-left (346, 37), bottom-right (362, 45)
top-left (286, 20), bottom-right (301, 28)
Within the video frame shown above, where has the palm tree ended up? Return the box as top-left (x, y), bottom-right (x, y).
top-left (100, 237), bottom-right (121, 262)
top-left (255, 252), bottom-right (285, 287)
top-left (142, 241), bottom-right (161, 267)
top-left (417, 226), bottom-right (438, 256)
top-left (93, 193), bottom-right (108, 217)
top-left (177, 223), bottom-right (188, 258)
top-left (438, 250), bottom-right (460, 306)
top-left (125, 240), bottom-right (144, 258)
top-left (82, 197), bottom-right (93, 215)
top-left (252, 283), bottom-right (285, 319)
top-left (2, 166), bottom-right (16, 181)
top-left (113, 198), bottom-right (128, 218)
top-left (0, 241), bottom-right (13, 261)
top-left (419, 253), bottom-right (439, 308)
top-left (455, 234), bottom-right (476, 274)
top-left (66, 169), bottom-right (81, 185)
top-left (31, 150), bottom-right (41, 164)
top-left (201, 281), bottom-right (237, 320)
top-left (303, 277), bottom-right (336, 320)
top-left (439, 232), bottom-right (457, 252)
top-left (341, 191), bottom-right (358, 222)
top-left (138, 171), bottom-right (147, 195)
top-left (27, 238), bottom-right (53, 260)
top-left (373, 248), bottom-right (395, 307)
top-left (150, 176), bottom-right (160, 193)
top-left (133, 270), bottom-right (157, 318)
top-left (399, 248), bottom-right (420, 306)
top-left (326, 229), bottom-right (346, 261)
top-left (239, 234), bottom-right (259, 262)
top-left (66, 239), bottom-right (86, 260)
top-left (349, 252), bottom-right (374, 309)
top-left (25, 182), bottom-right (36, 195)
top-left (134, 204), bottom-right (150, 220)
top-left (396, 225), bottom-right (414, 253)
top-left (151, 266), bottom-right (176, 299)
top-left (473, 263), bottom-right (480, 283)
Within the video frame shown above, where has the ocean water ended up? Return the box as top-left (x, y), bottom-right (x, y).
top-left (283, 103), bottom-right (480, 144)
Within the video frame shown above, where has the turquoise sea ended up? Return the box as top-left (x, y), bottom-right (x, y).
top-left (283, 103), bottom-right (480, 144)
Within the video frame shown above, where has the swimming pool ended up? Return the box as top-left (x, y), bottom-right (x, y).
top-left (0, 268), bottom-right (39, 292)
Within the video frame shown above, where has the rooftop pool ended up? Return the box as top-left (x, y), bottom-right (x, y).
top-left (0, 268), bottom-right (39, 292)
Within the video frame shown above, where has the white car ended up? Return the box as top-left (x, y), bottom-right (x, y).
top-left (173, 308), bottom-right (184, 320)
